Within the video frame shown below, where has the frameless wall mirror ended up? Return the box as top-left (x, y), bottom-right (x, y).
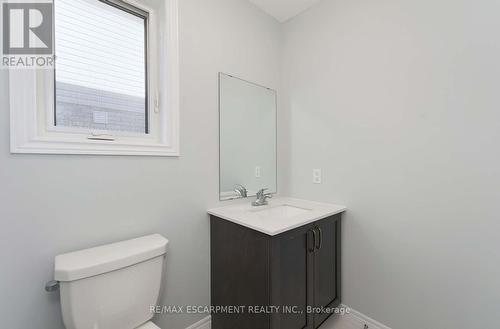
top-left (219, 73), bottom-right (277, 201)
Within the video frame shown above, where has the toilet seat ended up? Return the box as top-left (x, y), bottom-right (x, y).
top-left (136, 321), bottom-right (161, 329)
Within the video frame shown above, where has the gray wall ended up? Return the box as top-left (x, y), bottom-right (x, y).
top-left (0, 0), bottom-right (282, 328)
top-left (282, 0), bottom-right (500, 328)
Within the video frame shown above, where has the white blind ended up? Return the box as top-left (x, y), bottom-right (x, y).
top-left (55, 0), bottom-right (146, 97)
top-left (54, 0), bottom-right (147, 133)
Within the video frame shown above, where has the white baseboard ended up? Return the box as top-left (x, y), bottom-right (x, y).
top-left (185, 316), bottom-right (211, 329)
top-left (323, 304), bottom-right (391, 329)
top-left (183, 306), bottom-right (390, 329)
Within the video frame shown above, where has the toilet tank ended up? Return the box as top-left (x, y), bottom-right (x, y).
top-left (54, 234), bottom-right (168, 329)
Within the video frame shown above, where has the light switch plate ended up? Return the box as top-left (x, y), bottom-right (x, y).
top-left (313, 169), bottom-right (322, 184)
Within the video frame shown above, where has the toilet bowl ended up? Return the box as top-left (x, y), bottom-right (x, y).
top-left (53, 234), bottom-right (168, 329)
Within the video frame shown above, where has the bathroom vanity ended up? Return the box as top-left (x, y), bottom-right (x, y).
top-left (209, 198), bottom-right (346, 329)
top-left (215, 74), bottom-right (345, 328)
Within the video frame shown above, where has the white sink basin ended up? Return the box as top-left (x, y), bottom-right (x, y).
top-left (249, 204), bottom-right (311, 219)
top-left (208, 197), bottom-right (346, 236)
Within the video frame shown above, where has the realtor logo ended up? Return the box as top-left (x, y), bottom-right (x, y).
top-left (2, 2), bottom-right (53, 55)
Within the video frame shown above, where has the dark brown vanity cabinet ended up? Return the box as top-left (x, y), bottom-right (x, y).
top-left (210, 213), bottom-right (342, 329)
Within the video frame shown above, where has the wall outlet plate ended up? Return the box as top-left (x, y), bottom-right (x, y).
top-left (313, 169), bottom-right (322, 184)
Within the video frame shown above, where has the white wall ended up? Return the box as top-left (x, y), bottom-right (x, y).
top-left (282, 0), bottom-right (500, 328)
top-left (0, 0), bottom-right (282, 328)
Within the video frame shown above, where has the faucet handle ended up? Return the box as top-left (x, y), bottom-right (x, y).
top-left (252, 188), bottom-right (273, 206)
top-left (256, 188), bottom-right (268, 197)
top-left (257, 188), bottom-right (273, 201)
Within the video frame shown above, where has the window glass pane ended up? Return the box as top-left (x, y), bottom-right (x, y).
top-left (54, 0), bottom-right (147, 134)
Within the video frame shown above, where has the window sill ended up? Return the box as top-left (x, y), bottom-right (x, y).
top-left (11, 137), bottom-right (180, 156)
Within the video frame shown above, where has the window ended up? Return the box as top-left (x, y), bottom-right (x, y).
top-left (9, 0), bottom-right (179, 156)
top-left (55, 0), bottom-right (148, 134)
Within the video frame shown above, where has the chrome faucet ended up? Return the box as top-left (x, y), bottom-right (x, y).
top-left (233, 184), bottom-right (248, 198)
top-left (252, 188), bottom-right (273, 207)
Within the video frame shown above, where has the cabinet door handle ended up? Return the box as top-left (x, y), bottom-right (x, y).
top-left (314, 227), bottom-right (321, 250)
top-left (317, 227), bottom-right (323, 250)
top-left (308, 229), bottom-right (317, 253)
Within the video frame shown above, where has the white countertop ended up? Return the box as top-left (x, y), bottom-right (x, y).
top-left (208, 197), bottom-right (346, 236)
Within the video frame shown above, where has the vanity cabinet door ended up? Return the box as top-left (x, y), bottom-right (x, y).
top-left (270, 225), bottom-right (315, 329)
top-left (313, 215), bottom-right (342, 328)
top-left (211, 216), bottom-right (272, 329)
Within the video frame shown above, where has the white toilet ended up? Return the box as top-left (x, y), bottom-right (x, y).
top-left (53, 234), bottom-right (168, 329)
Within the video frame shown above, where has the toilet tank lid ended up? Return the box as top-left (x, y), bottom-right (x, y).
top-left (54, 234), bottom-right (168, 282)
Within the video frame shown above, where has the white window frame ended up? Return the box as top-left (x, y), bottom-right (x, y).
top-left (9, 0), bottom-right (180, 156)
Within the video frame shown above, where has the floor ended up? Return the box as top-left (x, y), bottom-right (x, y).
top-left (322, 315), bottom-right (343, 329)
top-left (319, 311), bottom-right (376, 329)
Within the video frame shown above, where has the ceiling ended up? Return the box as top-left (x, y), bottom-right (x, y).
top-left (248, 0), bottom-right (322, 23)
